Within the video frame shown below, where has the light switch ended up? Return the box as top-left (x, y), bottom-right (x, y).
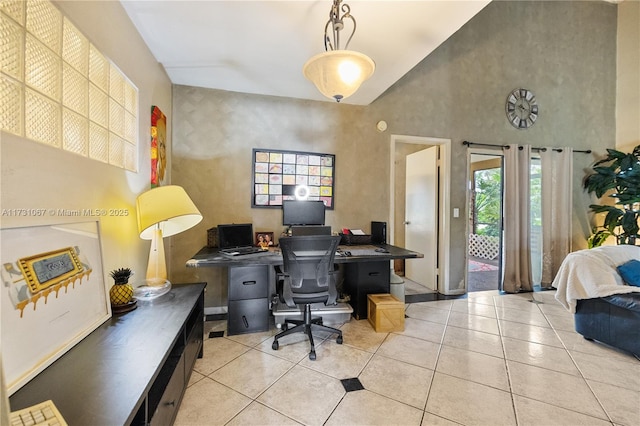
top-left (453, 208), bottom-right (460, 218)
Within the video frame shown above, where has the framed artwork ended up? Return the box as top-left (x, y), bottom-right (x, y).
top-left (151, 106), bottom-right (167, 187)
top-left (0, 221), bottom-right (110, 395)
top-left (255, 232), bottom-right (275, 249)
top-left (252, 148), bottom-right (335, 209)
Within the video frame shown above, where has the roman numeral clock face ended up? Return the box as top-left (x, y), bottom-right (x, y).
top-left (506, 88), bottom-right (538, 129)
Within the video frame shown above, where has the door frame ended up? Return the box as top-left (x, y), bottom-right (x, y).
top-left (465, 147), bottom-right (504, 292)
top-left (389, 135), bottom-right (452, 295)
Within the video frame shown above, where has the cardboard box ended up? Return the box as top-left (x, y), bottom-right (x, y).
top-left (367, 293), bottom-right (405, 332)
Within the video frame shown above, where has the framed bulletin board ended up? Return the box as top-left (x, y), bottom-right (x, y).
top-left (252, 148), bottom-right (335, 209)
top-left (0, 221), bottom-right (110, 395)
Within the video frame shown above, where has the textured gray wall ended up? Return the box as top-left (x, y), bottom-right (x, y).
top-left (171, 1), bottom-right (617, 305)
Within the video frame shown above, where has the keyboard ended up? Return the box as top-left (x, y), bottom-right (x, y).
top-left (10, 400), bottom-right (67, 426)
top-left (220, 246), bottom-right (264, 256)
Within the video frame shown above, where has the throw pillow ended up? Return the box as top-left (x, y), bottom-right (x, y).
top-left (618, 259), bottom-right (640, 287)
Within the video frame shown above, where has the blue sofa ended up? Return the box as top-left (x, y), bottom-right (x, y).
top-left (574, 292), bottom-right (640, 356)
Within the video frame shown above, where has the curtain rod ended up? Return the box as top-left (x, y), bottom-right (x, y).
top-left (462, 140), bottom-right (592, 154)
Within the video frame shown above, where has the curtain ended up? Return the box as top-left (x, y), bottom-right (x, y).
top-left (540, 147), bottom-right (573, 287)
top-left (502, 144), bottom-right (533, 293)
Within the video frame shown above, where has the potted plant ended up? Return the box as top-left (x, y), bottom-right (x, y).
top-left (584, 144), bottom-right (640, 245)
top-left (109, 267), bottom-right (134, 307)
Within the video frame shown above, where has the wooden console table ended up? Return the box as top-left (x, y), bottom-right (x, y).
top-left (9, 282), bottom-right (206, 426)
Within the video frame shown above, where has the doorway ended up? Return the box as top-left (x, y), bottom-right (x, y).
top-left (467, 152), bottom-right (503, 292)
top-left (389, 135), bottom-right (452, 296)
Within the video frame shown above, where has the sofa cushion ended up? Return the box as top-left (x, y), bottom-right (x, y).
top-left (618, 259), bottom-right (640, 287)
top-left (602, 292), bottom-right (640, 313)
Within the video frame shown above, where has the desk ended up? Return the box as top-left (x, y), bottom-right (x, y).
top-left (187, 244), bottom-right (422, 331)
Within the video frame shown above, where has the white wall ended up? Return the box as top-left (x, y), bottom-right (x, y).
top-left (616, 0), bottom-right (640, 153)
top-left (0, 1), bottom-right (172, 286)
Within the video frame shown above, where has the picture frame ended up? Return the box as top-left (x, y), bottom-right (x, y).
top-left (252, 148), bottom-right (335, 209)
top-left (0, 221), bottom-right (110, 395)
top-left (255, 232), bottom-right (275, 249)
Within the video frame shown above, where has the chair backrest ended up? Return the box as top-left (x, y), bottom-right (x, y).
top-left (279, 235), bottom-right (341, 306)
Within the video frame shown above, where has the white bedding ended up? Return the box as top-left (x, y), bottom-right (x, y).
top-left (552, 245), bottom-right (640, 313)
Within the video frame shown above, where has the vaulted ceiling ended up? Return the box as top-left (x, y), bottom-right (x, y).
top-left (120, 1), bottom-right (491, 105)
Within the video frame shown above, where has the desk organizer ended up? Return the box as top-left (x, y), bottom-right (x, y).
top-left (367, 293), bottom-right (405, 332)
top-left (339, 233), bottom-right (372, 245)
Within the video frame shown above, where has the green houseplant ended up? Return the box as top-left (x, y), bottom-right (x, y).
top-left (584, 144), bottom-right (640, 246)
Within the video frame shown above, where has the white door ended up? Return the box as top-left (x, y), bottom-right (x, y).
top-left (405, 146), bottom-right (439, 290)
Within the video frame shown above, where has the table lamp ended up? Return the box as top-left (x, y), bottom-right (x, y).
top-left (135, 185), bottom-right (202, 300)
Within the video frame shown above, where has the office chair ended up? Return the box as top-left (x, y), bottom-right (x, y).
top-left (272, 235), bottom-right (343, 360)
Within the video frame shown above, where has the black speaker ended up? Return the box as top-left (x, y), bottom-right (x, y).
top-left (371, 221), bottom-right (387, 245)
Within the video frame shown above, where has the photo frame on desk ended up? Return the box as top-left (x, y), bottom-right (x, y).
top-left (0, 221), bottom-right (110, 395)
top-left (252, 148), bottom-right (335, 209)
top-left (255, 232), bottom-right (275, 249)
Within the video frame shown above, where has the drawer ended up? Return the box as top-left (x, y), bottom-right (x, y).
top-left (229, 265), bottom-right (269, 300)
top-left (150, 354), bottom-right (185, 426)
top-left (184, 326), bottom-right (203, 375)
top-left (228, 298), bottom-right (270, 335)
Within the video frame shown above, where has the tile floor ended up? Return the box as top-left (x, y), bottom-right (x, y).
top-left (175, 290), bottom-right (639, 426)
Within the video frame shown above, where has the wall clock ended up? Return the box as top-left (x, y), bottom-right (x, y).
top-left (506, 88), bottom-right (538, 129)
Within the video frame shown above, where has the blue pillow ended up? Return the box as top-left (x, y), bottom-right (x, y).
top-left (618, 259), bottom-right (640, 287)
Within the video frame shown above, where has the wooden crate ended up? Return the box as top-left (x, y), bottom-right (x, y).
top-left (367, 293), bottom-right (404, 332)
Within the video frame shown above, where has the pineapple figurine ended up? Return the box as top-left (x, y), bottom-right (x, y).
top-left (109, 268), bottom-right (135, 312)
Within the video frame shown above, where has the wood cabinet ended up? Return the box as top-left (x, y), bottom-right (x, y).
top-left (9, 283), bottom-right (206, 426)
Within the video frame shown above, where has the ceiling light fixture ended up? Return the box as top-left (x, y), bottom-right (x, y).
top-left (303, 0), bottom-right (375, 103)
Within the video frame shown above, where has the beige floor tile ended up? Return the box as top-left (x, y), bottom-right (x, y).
top-left (406, 303), bottom-right (451, 324)
top-left (399, 317), bottom-right (446, 344)
top-left (210, 348), bottom-right (294, 398)
top-left (359, 354), bottom-right (433, 409)
top-left (499, 320), bottom-right (564, 347)
top-left (502, 337), bottom-right (580, 376)
top-left (512, 394), bottom-right (612, 426)
top-left (339, 318), bottom-right (388, 352)
top-left (537, 300), bottom-right (571, 317)
top-left (426, 373), bottom-right (516, 426)
top-left (447, 311), bottom-right (500, 335)
top-left (436, 345), bottom-right (510, 391)
top-left (174, 377), bottom-right (251, 426)
top-left (543, 312), bottom-right (576, 332)
top-left (588, 379), bottom-right (640, 426)
top-left (376, 333), bottom-right (441, 369)
top-left (570, 350), bottom-right (640, 391)
top-left (194, 337), bottom-right (251, 376)
top-left (299, 339), bottom-right (373, 379)
top-left (257, 365), bottom-right (345, 426)
top-left (187, 370), bottom-right (205, 387)
top-left (465, 294), bottom-right (497, 306)
top-left (326, 390), bottom-right (424, 426)
top-left (495, 306), bottom-right (550, 328)
top-left (226, 401), bottom-right (302, 425)
top-left (442, 325), bottom-right (504, 358)
top-left (226, 328), bottom-right (277, 347)
top-left (493, 295), bottom-right (539, 311)
top-left (421, 412), bottom-right (461, 425)
top-left (532, 291), bottom-right (562, 305)
top-left (450, 300), bottom-right (497, 318)
top-left (507, 360), bottom-right (608, 420)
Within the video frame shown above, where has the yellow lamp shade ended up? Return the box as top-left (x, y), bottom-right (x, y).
top-left (136, 185), bottom-right (202, 240)
top-left (303, 50), bottom-right (375, 102)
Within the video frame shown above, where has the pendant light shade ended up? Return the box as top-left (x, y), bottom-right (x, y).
top-left (304, 0), bottom-right (375, 103)
top-left (303, 50), bottom-right (375, 102)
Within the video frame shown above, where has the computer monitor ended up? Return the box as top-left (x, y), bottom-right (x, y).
top-left (282, 200), bottom-right (325, 226)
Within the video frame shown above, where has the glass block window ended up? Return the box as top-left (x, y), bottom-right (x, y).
top-left (0, 0), bottom-right (138, 172)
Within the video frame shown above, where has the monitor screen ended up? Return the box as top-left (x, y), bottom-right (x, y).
top-left (282, 201), bottom-right (326, 226)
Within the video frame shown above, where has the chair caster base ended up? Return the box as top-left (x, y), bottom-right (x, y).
top-left (272, 341), bottom-right (279, 350)
top-left (337, 335), bottom-right (343, 344)
top-left (309, 351), bottom-right (316, 361)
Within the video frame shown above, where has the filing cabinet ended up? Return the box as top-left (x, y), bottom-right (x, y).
top-left (344, 261), bottom-right (390, 319)
top-left (227, 265), bottom-right (270, 335)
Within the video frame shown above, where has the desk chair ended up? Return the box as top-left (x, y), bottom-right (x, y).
top-left (272, 235), bottom-right (343, 360)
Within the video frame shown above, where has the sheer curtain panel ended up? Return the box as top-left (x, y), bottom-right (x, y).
top-left (502, 144), bottom-right (533, 293)
top-left (540, 147), bottom-right (573, 287)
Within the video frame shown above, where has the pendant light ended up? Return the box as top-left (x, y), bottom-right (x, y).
top-left (303, 0), bottom-right (375, 102)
